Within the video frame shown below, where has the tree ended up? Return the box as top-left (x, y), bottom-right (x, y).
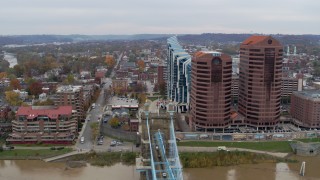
top-left (158, 81), bottom-right (166, 96)
top-left (63, 74), bottom-right (75, 84)
top-left (136, 60), bottom-right (145, 72)
top-left (13, 64), bottom-right (24, 78)
top-left (9, 78), bottom-right (21, 90)
top-left (105, 55), bottom-right (116, 68)
top-left (28, 81), bottom-right (43, 96)
top-left (90, 122), bottom-right (99, 141)
top-left (109, 117), bottom-right (119, 128)
top-left (137, 93), bottom-right (147, 104)
top-left (5, 91), bottom-right (22, 106)
top-left (0, 72), bottom-right (7, 79)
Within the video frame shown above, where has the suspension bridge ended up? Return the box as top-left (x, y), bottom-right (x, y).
top-left (136, 102), bottom-right (183, 180)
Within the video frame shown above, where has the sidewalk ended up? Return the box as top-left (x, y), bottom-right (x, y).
top-left (178, 146), bottom-right (288, 158)
top-left (43, 149), bottom-right (90, 162)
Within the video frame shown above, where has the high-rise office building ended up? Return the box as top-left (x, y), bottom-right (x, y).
top-left (190, 51), bottom-right (232, 130)
top-left (238, 36), bottom-right (283, 129)
top-left (167, 36), bottom-right (191, 112)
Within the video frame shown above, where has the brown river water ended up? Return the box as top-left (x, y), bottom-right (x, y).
top-left (0, 155), bottom-right (319, 180)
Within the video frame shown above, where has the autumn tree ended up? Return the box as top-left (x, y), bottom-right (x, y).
top-left (105, 55), bottom-right (116, 68)
top-left (90, 122), bottom-right (99, 141)
top-left (0, 72), bottom-right (7, 79)
top-left (136, 60), bottom-right (145, 72)
top-left (5, 91), bottom-right (22, 106)
top-left (28, 81), bottom-right (43, 96)
top-left (109, 117), bottom-right (120, 128)
top-left (9, 78), bottom-right (21, 90)
top-left (137, 93), bottom-right (147, 104)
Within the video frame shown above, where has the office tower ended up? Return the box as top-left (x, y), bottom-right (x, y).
top-left (190, 51), bottom-right (232, 130)
top-left (238, 36), bottom-right (283, 129)
top-left (167, 36), bottom-right (191, 112)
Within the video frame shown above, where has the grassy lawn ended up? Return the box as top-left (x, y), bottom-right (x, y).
top-left (0, 148), bottom-right (73, 159)
top-left (178, 141), bottom-right (293, 153)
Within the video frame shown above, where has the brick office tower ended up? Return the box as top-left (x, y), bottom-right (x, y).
top-left (238, 36), bottom-right (283, 129)
top-left (190, 51), bottom-right (232, 131)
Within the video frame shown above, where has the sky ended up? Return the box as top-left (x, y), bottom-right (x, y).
top-left (1, 0), bottom-right (319, 35)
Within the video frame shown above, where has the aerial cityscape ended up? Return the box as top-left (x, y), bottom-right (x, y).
top-left (0, 1), bottom-right (320, 180)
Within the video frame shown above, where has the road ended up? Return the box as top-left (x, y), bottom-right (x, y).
top-left (76, 52), bottom-right (123, 151)
top-left (76, 91), bottom-right (106, 150)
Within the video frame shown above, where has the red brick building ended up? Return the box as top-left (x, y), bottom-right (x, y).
top-left (291, 91), bottom-right (320, 128)
top-left (54, 85), bottom-right (85, 122)
top-left (7, 106), bottom-right (77, 144)
top-left (238, 36), bottom-right (283, 129)
top-left (190, 51), bottom-right (232, 130)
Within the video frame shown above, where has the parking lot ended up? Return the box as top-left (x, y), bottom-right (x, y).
top-left (93, 135), bottom-right (140, 153)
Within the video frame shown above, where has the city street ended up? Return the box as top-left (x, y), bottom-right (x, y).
top-left (76, 52), bottom-right (123, 151)
top-left (76, 91), bottom-right (105, 150)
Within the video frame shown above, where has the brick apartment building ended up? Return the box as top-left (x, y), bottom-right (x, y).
top-left (7, 106), bottom-right (77, 144)
top-left (291, 91), bottom-right (320, 128)
top-left (53, 85), bottom-right (85, 122)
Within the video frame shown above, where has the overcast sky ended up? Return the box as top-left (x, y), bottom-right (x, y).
top-left (1, 0), bottom-right (319, 35)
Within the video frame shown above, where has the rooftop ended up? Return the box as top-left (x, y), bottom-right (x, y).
top-left (293, 90), bottom-right (320, 99)
top-left (242, 35), bottom-right (269, 45)
top-left (56, 85), bottom-right (82, 93)
top-left (17, 106), bottom-right (73, 119)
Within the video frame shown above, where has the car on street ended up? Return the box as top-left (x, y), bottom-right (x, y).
top-left (80, 136), bottom-right (85, 144)
top-left (110, 140), bottom-right (117, 146)
top-left (97, 139), bottom-right (103, 145)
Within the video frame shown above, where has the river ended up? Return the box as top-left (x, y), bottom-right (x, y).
top-left (2, 51), bottom-right (18, 68)
top-left (0, 155), bottom-right (319, 180)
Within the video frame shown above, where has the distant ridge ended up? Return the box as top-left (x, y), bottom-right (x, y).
top-left (0, 33), bottom-right (319, 46)
top-left (0, 34), bottom-right (174, 45)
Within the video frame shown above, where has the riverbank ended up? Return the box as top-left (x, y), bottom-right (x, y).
top-left (66, 151), bottom-right (137, 167)
top-left (179, 151), bottom-right (297, 168)
top-left (178, 140), bottom-right (293, 152)
top-left (0, 148), bottom-right (72, 160)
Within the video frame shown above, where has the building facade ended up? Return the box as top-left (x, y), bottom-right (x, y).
top-left (238, 36), bottom-right (283, 128)
top-left (53, 85), bottom-right (85, 122)
top-left (281, 74), bottom-right (303, 98)
top-left (7, 106), bottom-right (76, 144)
top-left (291, 91), bottom-right (320, 128)
top-left (167, 36), bottom-right (191, 112)
top-left (190, 51), bottom-right (232, 130)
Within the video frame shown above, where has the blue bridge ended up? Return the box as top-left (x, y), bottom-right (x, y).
top-left (136, 102), bottom-right (183, 180)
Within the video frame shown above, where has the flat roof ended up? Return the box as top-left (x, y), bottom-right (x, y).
top-left (293, 90), bottom-right (320, 99)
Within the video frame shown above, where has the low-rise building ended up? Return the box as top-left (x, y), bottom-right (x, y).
top-left (7, 106), bottom-right (77, 144)
top-left (291, 91), bottom-right (320, 128)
